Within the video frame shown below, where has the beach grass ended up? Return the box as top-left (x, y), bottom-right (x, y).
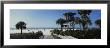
top-left (10, 32), bottom-right (43, 39)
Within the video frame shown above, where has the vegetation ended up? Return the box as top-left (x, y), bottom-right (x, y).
top-left (78, 10), bottom-right (92, 30)
top-left (10, 31), bottom-right (44, 39)
top-left (95, 19), bottom-right (101, 28)
top-left (63, 12), bottom-right (76, 30)
top-left (12, 21), bottom-right (44, 39)
top-left (56, 10), bottom-right (92, 30)
top-left (11, 10), bottom-right (101, 39)
top-left (51, 10), bottom-right (101, 39)
top-left (51, 29), bottom-right (101, 39)
top-left (56, 18), bottom-right (67, 31)
top-left (16, 21), bottom-right (26, 34)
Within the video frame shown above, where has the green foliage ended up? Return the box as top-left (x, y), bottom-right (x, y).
top-left (51, 29), bottom-right (101, 39)
top-left (16, 21), bottom-right (26, 34)
top-left (63, 12), bottom-right (76, 21)
top-left (56, 18), bottom-right (67, 31)
top-left (52, 29), bottom-right (62, 35)
top-left (95, 19), bottom-right (101, 28)
top-left (16, 21), bottom-right (26, 29)
top-left (10, 31), bottom-right (44, 39)
top-left (78, 10), bottom-right (92, 30)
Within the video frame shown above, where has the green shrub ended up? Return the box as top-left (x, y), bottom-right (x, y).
top-left (51, 28), bottom-right (101, 39)
top-left (51, 29), bottom-right (62, 35)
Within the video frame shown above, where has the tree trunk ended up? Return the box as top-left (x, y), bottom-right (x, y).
top-left (20, 28), bottom-right (22, 39)
top-left (61, 25), bottom-right (63, 31)
top-left (82, 24), bottom-right (85, 30)
top-left (21, 28), bottom-right (22, 34)
top-left (72, 23), bottom-right (75, 31)
top-left (100, 25), bottom-right (101, 29)
top-left (69, 22), bottom-right (72, 30)
top-left (70, 22), bottom-right (71, 30)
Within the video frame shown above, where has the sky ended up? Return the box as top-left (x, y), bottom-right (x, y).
top-left (10, 9), bottom-right (101, 28)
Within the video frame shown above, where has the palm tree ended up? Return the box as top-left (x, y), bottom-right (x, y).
top-left (78, 10), bottom-right (92, 30)
top-left (63, 12), bottom-right (76, 28)
top-left (95, 19), bottom-right (101, 28)
top-left (73, 17), bottom-right (82, 30)
top-left (16, 21), bottom-right (26, 34)
top-left (56, 18), bottom-right (67, 31)
top-left (81, 17), bottom-right (92, 29)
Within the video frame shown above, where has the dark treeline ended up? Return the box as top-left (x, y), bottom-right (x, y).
top-left (52, 10), bottom-right (101, 39)
top-left (56, 10), bottom-right (101, 30)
